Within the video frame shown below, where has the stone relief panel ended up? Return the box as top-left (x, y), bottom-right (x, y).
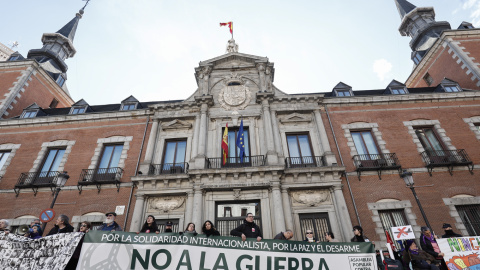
top-left (290, 190), bottom-right (331, 207)
top-left (218, 73), bottom-right (252, 111)
top-left (147, 196), bottom-right (186, 213)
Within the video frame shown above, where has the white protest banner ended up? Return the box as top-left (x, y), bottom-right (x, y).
top-left (0, 231), bottom-right (83, 270)
top-left (391, 225), bottom-right (415, 240)
top-left (78, 231), bottom-right (377, 270)
top-left (438, 237), bottom-right (480, 270)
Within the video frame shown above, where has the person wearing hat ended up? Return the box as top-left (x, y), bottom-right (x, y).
top-left (403, 239), bottom-right (440, 270)
top-left (164, 221), bottom-right (173, 233)
top-left (96, 212), bottom-right (122, 231)
top-left (441, 223), bottom-right (462, 239)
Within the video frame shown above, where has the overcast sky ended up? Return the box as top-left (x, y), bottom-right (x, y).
top-left (2, 0), bottom-right (479, 105)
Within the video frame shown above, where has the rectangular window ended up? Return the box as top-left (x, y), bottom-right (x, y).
top-left (40, 149), bottom-right (65, 176)
top-left (415, 127), bottom-right (445, 153)
top-left (391, 88), bottom-right (406, 95)
top-left (71, 107), bottom-right (86, 114)
top-left (299, 213), bottom-right (332, 242)
top-left (456, 205), bottom-right (480, 236)
top-left (445, 86), bottom-right (460, 92)
top-left (351, 131), bottom-right (379, 157)
top-left (225, 128), bottom-right (250, 163)
top-left (337, 91), bottom-right (351, 97)
top-left (121, 104), bottom-right (136, 110)
top-left (216, 201), bottom-right (261, 237)
top-left (379, 209), bottom-right (409, 249)
top-left (22, 111), bottom-right (37, 118)
top-left (286, 133), bottom-right (314, 165)
top-left (56, 76), bottom-right (65, 87)
top-left (98, 144), bottom-right (123, 171)
top-left (0, 152), bottom-right (10, 169)
top-left (162, 140), bottom-right (187, 173)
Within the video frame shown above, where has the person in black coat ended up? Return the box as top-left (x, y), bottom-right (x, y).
top-left (351, 225), bottom-right (371, 243)
top-left (441, 223), bottom-right (462, 239)
top-left (139, 215), bottom-right (160, 233)
top-left (274, 230), bottom-right (293, 240)
top-left (202, 220), bottom-right (220, 237)
top-left (47, 215), bottom-right (74, 236)
top-left (230, 213), bottom-right (263, 241)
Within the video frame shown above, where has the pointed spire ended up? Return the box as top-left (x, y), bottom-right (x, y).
top-left (394, 0), bottom-right (416, 19)
top-left (56, 10), bottom-right (83, 42)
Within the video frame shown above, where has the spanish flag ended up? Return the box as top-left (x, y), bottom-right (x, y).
top-left (220, 22), bottom-right (233, 35)
top-left (222, 123), bottom-right (229, 165)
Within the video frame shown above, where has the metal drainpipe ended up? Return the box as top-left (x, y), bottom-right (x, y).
top-left (123, 115), bottom-right (150, 230)
top-left (324, 105), bottom-right (361, 226)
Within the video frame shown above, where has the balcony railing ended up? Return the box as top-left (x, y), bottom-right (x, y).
top-left (421, 149), bottom-right (474, 176)
top-left (15, 171), bottom-right (64, 196)
top-left (77, 167), bottom-right (123, 193)
top-left (206, 155), bottom-right (266, 169)
top-left (149, 163), bottom-right (189, 175)
top-left (353, 153), bottom-right (402, 180)
top-left (285, 156), bottom-right (325, 169)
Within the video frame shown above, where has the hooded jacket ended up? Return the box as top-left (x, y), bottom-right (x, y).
top-left (231, 219), bottom-right (263, 239)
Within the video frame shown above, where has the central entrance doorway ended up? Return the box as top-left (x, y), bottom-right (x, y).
top-left (215, 200), bottom-right (262, 236)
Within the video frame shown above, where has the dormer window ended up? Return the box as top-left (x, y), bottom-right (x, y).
top-left (22, 111), bottom-right (37, 118)
top-left (391, 88), bottom-right (407, 95)
top-left (70, 107), bottom-right (86, 114)
top-left (121, 103), bottom-right (137, 111)
top-left (337, 90), bottom-right (351, 97)
top-left (413, 53), bottom-right (422, 65)
top-left (56, 75), bottom-right (65, 87)
top-left (8, 55), bottom-right (19, 61)
top-left (444, 86), bottom-right (461, 92)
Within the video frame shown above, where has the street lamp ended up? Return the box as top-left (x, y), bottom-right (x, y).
top-left (41, 171), bottom-right (70, 232)
top-left (400, 170), bottom-right (433, 231)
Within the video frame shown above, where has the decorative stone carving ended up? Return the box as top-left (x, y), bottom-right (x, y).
top-left (233, 189), bottom-right (241, 199)
top-left (291, 190), bottom-right (330, 207)
top-left (161, 119), bottom-right (192, 130)
top-left (218, 73), bottom-right (251, 111)
top-left (279, 113), bottom-right (312, 123)
top-left (226, 39), bottom-right (239, 53)
top-left (148, 196), bottom-right (186, 213)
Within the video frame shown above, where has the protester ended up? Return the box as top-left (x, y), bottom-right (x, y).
top-left (30, 218), bottom-right (41, 228)
top-left (47, 215), bottom-right (74, 236)
top-left (325, 231), bottom-right (339, 242)
top-left (441, 223), bottom-right (462, 238)
top-left (164, 221), bottom-right (173, 232)
top-left (403, 240), bottom-right (440, 270)
top-left (303, 229), bottom-right (318, 243)
top-left (202, 220), bottom-right (220, 237)
top-left (231, 213), bottom-right (263, 242)
top-left (96, 212), bottom-right (122, 231)
top-left (27, 224), bottom-right (43, 239)
top-left (351, 225), bottom-right (371, 242)
top-left (139, 215), bottom-right (160, 233)
top-left (184, 222), bottom-right (197, 235)
top-left (420, 227), bottom-right (447, 269)
top-left (65, 222), bottom-right (91, 270)
top-left (274, 229), bottom-right (293, 240)
top-left (0, 219), bottom-right (9, 232)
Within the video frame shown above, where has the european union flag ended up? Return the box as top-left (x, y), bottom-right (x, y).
top-left (236, 119), bottom-right (246, 163)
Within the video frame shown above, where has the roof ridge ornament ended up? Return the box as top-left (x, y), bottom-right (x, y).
top-left (226, 38), bottom-right (239, 53)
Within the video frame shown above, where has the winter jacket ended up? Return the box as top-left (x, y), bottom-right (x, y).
top-left (47, 224), bottom-right (74, 236)
top-left (97, 221), bottom-right (122, 231)
top-left (274, 232), bottom-right (287, 240)
top-left (231, 219), bottom-right (263, 239)
top-left (420, 234), bottom-right (441, 258)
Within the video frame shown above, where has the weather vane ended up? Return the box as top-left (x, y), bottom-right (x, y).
top-left (10, 41), bottom-right (19, 49)
top-left (82, 0), bottom-right (90, 10)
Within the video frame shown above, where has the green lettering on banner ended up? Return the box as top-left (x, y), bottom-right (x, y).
top-left (131, 249), bottom-right (150, 269)
top-left (302, 258), bottom-right (313, 270)
top-left (176, 250), bottom-right (192, 270)
top-left (255, 255), bottom-right (260, 270)
top-left (212, 253), bottom-right (228, 270)
top-left (288, 257), bottom-right (299, 270)
top-left (447, 238), bottom-right (461, 252)
top-left (318, 258), bottom-right (329, 270)
top-left (274, 257), bottom-right (286, 270)
top-left (200, 252), bottom-right (210, 270)
top-left (236, 254), bottom-right (253, 270)
top-left (152, 249), bottom-right (171, 270)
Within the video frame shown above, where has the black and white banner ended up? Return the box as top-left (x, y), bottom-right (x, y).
top-left (0, 231), bottom-right (83, 270)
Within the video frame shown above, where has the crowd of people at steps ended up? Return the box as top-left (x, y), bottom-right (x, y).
top-left (0, 212), bottom-right (468, 270)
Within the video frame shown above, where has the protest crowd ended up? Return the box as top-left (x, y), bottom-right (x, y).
top-left (0, 210), bottom-right (469, 270)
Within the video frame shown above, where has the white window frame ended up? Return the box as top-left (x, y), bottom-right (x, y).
top-left (29, 140), bottom-right (75, 174)
top-left (342, 122), bottom-right (390, 157)
top-left (0, 143), bottom-right (21, 181)
top-left (88, 136), bottom-right (133, 171)
top-left (403, 120), bottom-right (455, 154)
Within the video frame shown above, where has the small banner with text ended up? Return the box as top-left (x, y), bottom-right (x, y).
top-left (438, 237), bottom-right (480, 270)
top-left (78, 231), bottom-right (377, 270)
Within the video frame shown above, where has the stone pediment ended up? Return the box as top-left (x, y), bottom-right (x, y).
top-left (279, 113), bottom-right (312, 123)
top-left (199, 52), bottom-right (268, 68)
top-left (161, 119), bottom-right (192, 130)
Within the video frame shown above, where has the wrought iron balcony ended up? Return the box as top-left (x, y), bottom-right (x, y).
top-left (77, 167), bottom-right (123, 193)
top-left (421, 149), bottom-right (474, 176)
top-left (285, 156), bottom-right (325, 169)
top-left (353, 153), bottom-right (402, 180)
top-left (149, 163), bottom-right (189, 175)
top-left (15, 171), bottom-right (64, 195)
top-left (206, 155), bottom-right (266, 169)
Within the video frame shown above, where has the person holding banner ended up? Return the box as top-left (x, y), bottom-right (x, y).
top-left (303, 230), bottom-right (318, 243)
top-left (47, 215), bottom-right (74, 236)
top-left (97, 212), bottom-right (122, 231)
top-left (419, 227), bottom-right (446, 270)
top-left (139, 215), bottom-right (160, 234)
top-left (403, 240), bottom-right (440, 270)
top-left (184, 222), bottom-right (198, 235)
top-left (202, 220), bottom-right (220, 237)
top-left (274, 230), bottom-right (293, 240)
top-left (231, 213), bottom-right (263, 242)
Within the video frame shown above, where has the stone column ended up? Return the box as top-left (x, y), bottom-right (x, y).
top-left (257, 63), bottom-right (266, 91)
top-left (332, 185), bottom-right (354, 241)
top-left (281, 188), bottom-right (294, 230)
top-left (270, 110), bottom-right (283, 156)
top-left (130, 194), bottom-right (145, 232)
top-left (314, 110), bottom-right (336, 166)
top-left (191, 184), bottom-right (203, 228)
top-left (197, 104), bottom-right (208, 156)
top-left (191, 112), bottom-right (201, 159)
top-left (271, 181), bottom-right (286, 233)
top-left (144, 118), bottom-right (160, 163)
top-left (185, 190), bottom-right (194, 223)
top-left (262, 99), bottom-right (278, 164)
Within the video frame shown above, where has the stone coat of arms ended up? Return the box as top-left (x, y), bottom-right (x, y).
top-left (219, 73), bottom-right (251, 111)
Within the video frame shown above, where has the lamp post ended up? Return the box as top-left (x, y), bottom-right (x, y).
top-left (41, 171), bottom-right (70, 232)
top-left (400, 170), bottom-right (432, 231)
